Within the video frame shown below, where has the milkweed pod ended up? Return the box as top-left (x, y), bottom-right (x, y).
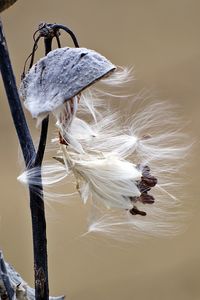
top-left (20, 47), bottom-right (116, 118)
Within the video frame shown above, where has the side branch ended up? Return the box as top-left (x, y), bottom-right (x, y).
top-left (35, 116), bottom-right (49, 166)
top-left (34, 37), bottom-right (52, 167)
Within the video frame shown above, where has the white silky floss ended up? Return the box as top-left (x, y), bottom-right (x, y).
top-left (19, 46), bottom-right (189, 240)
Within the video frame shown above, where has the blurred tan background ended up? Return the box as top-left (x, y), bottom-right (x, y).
top-left (0, 0), bottom-right (200, 299)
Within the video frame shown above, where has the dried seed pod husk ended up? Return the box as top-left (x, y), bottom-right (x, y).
top-left (20, 47), bottom-right (116, 118)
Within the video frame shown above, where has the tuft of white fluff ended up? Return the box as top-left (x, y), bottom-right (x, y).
top-left (100, 66), bottom-right (134, 86)
top-left (19, 66), bottom-right (190, 241)
top-left (72, 156), bottom-right (141, 209)
top-left (18, 162), bottom-right (68, 186)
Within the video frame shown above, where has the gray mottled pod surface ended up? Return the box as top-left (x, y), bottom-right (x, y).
top-left (20, 47), bottom-right (116, 118)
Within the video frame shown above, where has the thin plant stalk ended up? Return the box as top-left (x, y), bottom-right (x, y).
top-left (0, 19), bottom-right (49, 300)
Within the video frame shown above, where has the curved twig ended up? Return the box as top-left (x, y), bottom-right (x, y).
top-left (53, 24), bottom-right (79, 47)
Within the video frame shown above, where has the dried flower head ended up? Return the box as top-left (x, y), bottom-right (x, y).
top-left (18, 47), bottom-right (190, 241)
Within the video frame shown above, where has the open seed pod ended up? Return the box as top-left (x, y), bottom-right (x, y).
top-left (20, 47), bottom-right (116, 119)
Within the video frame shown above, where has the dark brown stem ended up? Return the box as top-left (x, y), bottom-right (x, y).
top-left (30, 35), bottom-right (54, 300)
top-left (34, 37), bottom-right (52, 167)
top-left (0, 19), bottom-right (49, 300)
top-left (0, 19), bottom-right (35, 166)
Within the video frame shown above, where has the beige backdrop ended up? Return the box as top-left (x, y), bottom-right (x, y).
top-left (0, 1), bottom-right (200, 299)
